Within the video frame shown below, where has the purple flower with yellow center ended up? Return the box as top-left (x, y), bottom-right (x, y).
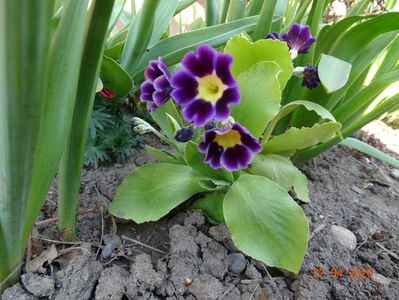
top-left (198, 122), bottom-right (262, 171)
top-left (170, 44), bottom-right (240, 127)
top-left (140, 58), bottom-right (171, 112)
top-left (281, 23), bottom-right (316, 58)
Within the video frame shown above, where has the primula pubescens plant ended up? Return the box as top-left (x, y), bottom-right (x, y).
top-left (110, 24), bottom-right (344, 273)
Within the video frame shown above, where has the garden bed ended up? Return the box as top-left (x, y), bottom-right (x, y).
top-left (2, 126), bottom-right (399, 300)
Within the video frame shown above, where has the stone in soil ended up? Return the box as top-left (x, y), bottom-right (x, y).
top-left (330, 225), bottom-right (357, 250)
top-left (1, 283), bottom-right (37, 300)
top-left (54, 255), bottom-right (103, 300)
top-left (228, 252), bottom-right (247, 274)
top-left (21, 273), bottom-right (55, 297)
top-left (95, 265), bottom-right (129, 300)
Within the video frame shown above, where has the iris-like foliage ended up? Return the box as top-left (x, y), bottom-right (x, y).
top-left (281, 23), bottom-right (316, 57)
top-left (199, 123), bottom-right (262, 171)
top-left (170, 45), bottom-right (240, 127)
top-left (140, 58), bottom-right (172, 112)
top-left (301, 64), bottom-right (321, 89)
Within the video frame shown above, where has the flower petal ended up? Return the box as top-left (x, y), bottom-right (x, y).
top-left (153, 91), bottom-right (169, 106)
top-left (197, 44), bottom-right (217, 75)
top-left (153, 75), bottom-right (170, 91)
top-left (220, 144), bottom-right (252, 171)
top-left (215, 53), bottom-right (236, 86)
top-left (204, 142), bottom-right (223, 169)
top-left (182, 99), bottom-right (215, 127)
top-left (170, 70), bottom-right (198, 90)
top-left (140, 81), bottom-right (155, 102)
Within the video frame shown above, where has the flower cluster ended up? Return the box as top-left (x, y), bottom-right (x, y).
top-left (267, 23), bottom-right (320, 89)
top-left (140, 44), bottom-right (261, 171)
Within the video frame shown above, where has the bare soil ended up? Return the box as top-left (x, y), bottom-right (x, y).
top-left (2, 127), bottom-right (399, 300)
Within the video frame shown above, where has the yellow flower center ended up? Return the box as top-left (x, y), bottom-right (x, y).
top-left (197, 74), bottom-right (225, 104)
top-left (214, 129), bottom-right (241, 149)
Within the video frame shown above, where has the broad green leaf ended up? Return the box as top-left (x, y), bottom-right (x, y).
top-left (192, 192), bottom-right (225, 224)
top-left (341, 137), bottom-right (399, 169)
top-left (263, 100), bottom-right (337, 142)
top-left (249, 154), bottom-right (296, 190)
top-left (100, 56), bottom-right (133, 97)
top-left (109, 163), bottom-right (204, 223)
top-left (249, 154), bottom-right (310, 203)
top-left (185, 141), bottom-right (234, 183)
top-left (232, 61), bottom-right (282, 137)
top-left (318, 54), bottom-right (352, 93)
top-left (145, 146), bottom-right (179, 164)
top-left (224, 175), bottom-right (309, 273)
top-left (134, 16), bottom-right (262, 79)
top-left (263, 122), bottom-right (342, 154)
top-left (224, 35), bottom-right (293, 90)
top-left (293, 171), bottom-right (310, 203)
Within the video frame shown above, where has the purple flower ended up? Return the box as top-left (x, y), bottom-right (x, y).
top-left (140, 58), bottom-right (172, 112)
top-left (266, 32), bottom-right (280, 40)
top-left (198, 123), bottom-right (262, 171)
top-left (170, 44), bottom-right (240, 127)
top-left (281, 23), bottom-right (316, 56)
top-left (302, 64), bottom-right (320, 89)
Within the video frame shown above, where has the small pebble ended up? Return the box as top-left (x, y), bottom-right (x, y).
top-left (372, 273), bottom-right (392, 286)
top-left (101, 242), bottom-right (115, 259)
top-left (245, 264), bottom-right (262, 280)
top-left (330, 225), bottom-right (357, 251)
top-left (228, 253), bottom-right (246, 274)
top-left (390, 169), bottom-right (399, 180)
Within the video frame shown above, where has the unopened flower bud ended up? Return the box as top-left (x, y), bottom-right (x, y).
top-left (204, 120), bottom-right (217, 131)
top-left (175, 126), bottom-right (195, 143)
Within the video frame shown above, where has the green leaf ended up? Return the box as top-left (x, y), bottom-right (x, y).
top-left (149, 0), bottom-right (178, 47)
top-left (145, 146), bottom-right (179, 164)
top-left (100, 55), bottom-right (133, 97)
top-left (249, 154), bottom-right (296, 190)
top-left (224, 174), bottom-right (309, 273)
top-left (185, 141), bottom-right (234, 183)
top-left (192, 192), bottom-right (225, 224)
top-left (226, 0), bottom-right (246, 22)
top-left (330, 12), bottom-right (399, 63)
top-left (150, 100), bottom-right (182, 140)
top-left (109, 163), bottom-right (204, 223)
top-left (134, 16), bottom-right (262, 79)
top-left (263, 100), bottom-right (338, 142)
top-left (252, 0), bottom-right (278, 41)
top-left (263, 122), bottom-right (342, 154)
top-left (318, 54), bottom-right (352, 93)
top-left (293, 170), bottom-right (310, 203)
top-left (232, 61), bottom-right (282, 137)
top-left (120, 0), bottom-right (160, 75)
top-left (58, 0), bottom-right (116, 240)
top-left (340, 137), bottom-right (399, 169)
top-left (175, 0), bottom-right (196, 15)
top-left (249, 154), bottom-right (310, 203)
top-left (224, 35), bottom-right (293, 90)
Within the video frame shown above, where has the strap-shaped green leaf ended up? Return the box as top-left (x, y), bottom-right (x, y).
top-left (134, 16), bottom-right (261, 79)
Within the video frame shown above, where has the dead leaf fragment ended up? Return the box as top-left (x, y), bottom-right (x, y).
top-left (26, 244), bottom-right (58, 273)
